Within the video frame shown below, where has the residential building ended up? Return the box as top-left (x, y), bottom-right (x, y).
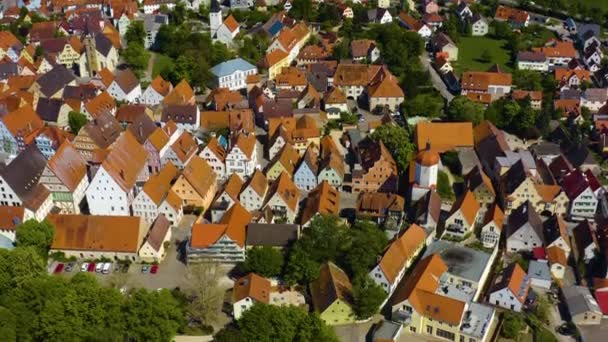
top-left (414, 190), bottom-right (441, 243)
top-left (107, 69), bottom-right (141, 103)
top-left (293, 146), bottom-right (318, 191)
top-left (356, 192), bottom-right (405, 231)
top-left (542, 214), bottom-right (571, 256)
top-left (141, 75), bottom-right (172, 106)
top-left (299, 181), bottom-right (340, 227)
top-left (245, 223), bottom-right (300, 249)
top-left (266, 143), bottom-right (300, 181)
top-left (506, 201), bottom-right (544, 252)
top-left (232, 273), bottom-right (271, 319)
top-left (532, 40), bottom-right (576, 69)
top-left (528, 260), bottom-right (551, 289)
top-left (310, 262), bottom-right (356, 325)
top-left (563, 285), bottom-right (602, 325)
top-left (47, 214), bottom-right (147, 261)
top-left (187, 202), bottom-right (252, 263)
top-left (415, 122), bottom-right (474, 153)
top-left (410, 142), bottom-right (439, 201)
top-left (488, 263), bottom-right (530, 312)
top-left (581, 88), bottom-right (608, 112)
top-left (0, 206), bottom-right (27, 244)
top-left (318, 153), bottom-right (345, 189)
top-left (572, 220), bottom-right (599, 264)
top-left (0, 105), bottom-right (44, 155)
top-left (161, 104), bottom-right (200, 131)
top-left (133, 163), bottom-right (183, 227)
top-left (367, 69), bottom-right (405, 112)
top-left (431, 32), bottom-right (458, 61)
top-left (471, 14), bottom-right (489, 36)
top-left (367, 8), bottom-right (393, 24)
top-left (517, 51), bottom-right (548, 72)
top-left (443, 191), bottom-right (480, 238)
top-left (143, 14), bottom-right (169, 49)
top-left (262, 172), bottom-right (300, 223)
top-left (512, 90), bottom-right (543, 110)
top-left (138, 215), bottom-right (172, 262)
top-left (461, 70), bottom-right (512, 100)
top-left (500, 160), bottom-right (541, 213)
top-left (239, 170), bottom-right (268, 212)
top-left (225, 132), bottom-right (258, 180)
top-left (547, 246), bottom-right (568, 280)
top-left (171, 156), bottom-right (217, 210)
top-left (160, 131), bottom-right (197, 170)
top-left (40, 141), bottom-right (88, 214)
top-left (72, 112), bottom-right (122, 162)
top-left (480, 203), bottom-right (504, 248)
top-left (352, 139), bottom-right (398, 193)
top-left (210, 58), bottom-right (258, 91)
top-left (163, 79), bottom-right (195, 106)
top-left (397, 13), bottom-right (433, 40)
top-left (562, 169), bottom-right (602, 220)
top-left (78, 34), bottom-right (118, 78)
top-left (369, 224), bottom-right (426, 295)
top-left (350, 39), bottom-right (380, 63)
top-left (199, 137), bottom-right (227, 181)
top-left (494, 5), bottom-right (529, 27)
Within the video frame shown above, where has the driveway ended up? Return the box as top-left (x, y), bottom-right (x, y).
top-left (419, 52), bottom-right (454, 103)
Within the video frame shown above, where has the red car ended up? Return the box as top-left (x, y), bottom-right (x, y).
top-left (54, 263), bottom-right (64, 273)
top-left (150, 265), bottom-right (158, 274)
top-left (87, 263), bottom-right (96, 272)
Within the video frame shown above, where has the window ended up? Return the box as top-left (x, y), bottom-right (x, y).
top-left (436, 329), bottom-right (455, 341)
top-left (426, 326), bottom-right (433, 334)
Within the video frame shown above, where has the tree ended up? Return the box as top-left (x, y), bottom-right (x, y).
top-left (125, 20), bottom-right (146, 45)
top-left (342, 221), bottom-right (388, 278)
top-left (437, 171), bottom-right (455, 201)
top-left (513, 69), bottom-right (543, 91)
top-left (447, 96), bottom-right (484, 125)
top-left (0, 247), bottom-right (46, 294)
top-left (121, 43), bottom-right (150, 77)
top-left (234, 304), bottom-right (339, 342)
top-left (370, 125), bottom-right (416, 172)
top-left (15, 219), bottom-right (54, 258)
top-left (0, 306), bottom-right (16, 342)
top-left (124, 289), bottom-right (183, 341)
top-left (68, 111), bottom-right (87, 134)
top-left (243, 247), bottom-right (284, 277)
top-left (501, 312), bottom-right (526, 339)
top-left (182, 263), bottom-right (224, 329)
top-left (403, 92), bottom-right (444, 118)
top-left (289, 0), bottom-right (315, 21)
top-left (492, 20), bottom-right (512, 39)
top-left (352, 276), bottom-right (386, 319)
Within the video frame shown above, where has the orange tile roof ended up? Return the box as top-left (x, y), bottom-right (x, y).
top-left (0, 31), bottom-right (21, 51)
top-left (223, 14), bottom-right (239, 32)
top-left (293, 115), bottom-right (320, 140)
top-left (532, 40), bottom-right (576, 58)
top-left (182, 156), bottom-right (217, 198)
top-left (222, 173), bottom-right (244, 202)
top-left (171, 131), bottom-right (197, 163)
top-left (554, 68), bottom-right (591, 83)
top-left (267, 172), bottom-right (299, 212)
top-left (535, 184), bottom-right (563, 202)
top-left (461, 71), bottom-right (512, 91)
top-left (270, 143), bottom-right (300, 175)
top-left (300, 180), bottom-right (340, 225)
top-left (466, 92), bottom-right (492, 104)
top-left (147, 127), bottom-right (170, 151)
top-left (415, 121), bottom-right (473, 152)
top-left (190, 223), bottom-right (227, 248)
top-left (102, 131), bottom-right (147, 192)
top-left (233, 132), bottom-right (256, 159)
top-left (324, 87), bottom-right (347, 104)
top-left (268, 117), bottom-right (296, 138)
top-left (85, 91), bottom-right (116, 118)
top-left (0, 206), bottom-right (24, 231)
top-left (482, 203), bottom-right (504, 229)
top-left (505, 263), bottom-right (529, 304)
top-left (310, 262), bottom-right (354, 312)
top-left (264, 49), bottom-right (289, 67)
top-left (495, 5), bottom-right (529, 24)
top-left (46, 141), bottom-right (87, 192)
top-left (2, 105), bottom-right (44, 137)
top-left (163, 79), bottom-right (194, 106)
top-left (379, 224), bottom-right (426, 283)
top-left (368, 72), bottom-right (404, 98)
top-left (6, 75), bottom-right (36, 90)
top-left (391, 254), bottom-right (465, 325)
top-left (220, 202), bottom-right (252, 247)
top-left (512, 89), bottom-right (543, 101)
top-left (233, 273), bottom-right (271, 303)
top-left (149, 75), bottom-right (172, 96)
top-left (48, 214), bottom-right (144, 253)
top-left (276, 67), bottom-right (307, 88)
top-left (546, 245), bottom-right (567, 266)
top-left (97, 67), bottom-right (114, 88)
top-left (450, 190), bottom-right (479, 225)
top-left (244, 169), bottom-right (268, 197)
top-left (203, 136), bottom-right (226, 162)
top-left (143, 163), bottom-right (180, 206)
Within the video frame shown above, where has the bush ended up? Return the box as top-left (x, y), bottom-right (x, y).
top-left (437, 171), bottom-right (455, 201)
top-left (501, 312), bottom-right (526, 339)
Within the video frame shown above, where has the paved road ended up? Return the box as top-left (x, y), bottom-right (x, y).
top-left (419, 52), bottom-right (454, 103)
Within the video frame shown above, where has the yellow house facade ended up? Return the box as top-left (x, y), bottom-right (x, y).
top-left (504, 177), bottom-right (541, 214)
top-left (319, 299), bottom-right (356, 325)
top-left (57, 43), bottom-right (82, 68)
top-left (171, 175), bottom-right (217, 211)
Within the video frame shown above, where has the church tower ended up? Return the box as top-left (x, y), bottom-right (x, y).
top-left (209, 0), bottom-right (222, 37)
top-left (414, 141), bottom-right (439, 188)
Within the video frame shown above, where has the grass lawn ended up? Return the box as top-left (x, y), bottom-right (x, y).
top-left (152, 53), bottom-right (174, 77)
top-left (453, 36), bottom-right (512, 76)
top-left (578, 0), bottom-right (608, 11)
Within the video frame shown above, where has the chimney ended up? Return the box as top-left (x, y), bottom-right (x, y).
top-left (119, 169), bottom-right (125, 180)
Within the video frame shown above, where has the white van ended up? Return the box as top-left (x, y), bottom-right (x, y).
top-left (102, 262), bottom-right (112, 274)
top-left (95, 263), bottom-right (104, 273)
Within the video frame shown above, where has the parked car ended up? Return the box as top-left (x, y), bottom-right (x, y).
top-left (87, 263), bottom-right (96, 272)
top-left (65, 262), bottom-right (75, 272)
top-left (102, 262), bottom-right (112, 274)
top-left (81, 262), bottom-right (89, 272)
top-left (95, 263), bottom-right (104, 273)
top-left (141, 265), bottom-right (150, 274)
top-left (54, 263), bottom-right (64, 273)
top-left (150, 265), bottom-right (158, 274)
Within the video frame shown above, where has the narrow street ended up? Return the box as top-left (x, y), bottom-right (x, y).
top-left (419, 52), bottom-right (454, 103)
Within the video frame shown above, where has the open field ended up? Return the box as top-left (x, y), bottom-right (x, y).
top-left (453, 36), bottom-right (512, 75)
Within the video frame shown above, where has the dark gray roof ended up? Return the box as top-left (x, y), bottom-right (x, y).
top-left (517, 51), bottom-right (546, 62)
top-left (63, 85), bottom-right (98, 101)
top-left (500, 159), bottom-right (528, 195)
top-left (565, 144), bottom-right (594, 168)
top-left (529, 142), bottom-right (561, 157)
top-left (127, 112), bottom-right (157, 144)
top-left (245, 223), bottom-right (300, 247)
top-left (36, 98), bottom-right (63, 123)
top-left (0, 62), bottom-right (19, 80)
top-left (83, 112), bottom-right (122, 149)
top-left (507, 201), bottom-right (543, 239)
top-left (37, 65), bottom-right (76, 97)
top-left (542, 214), bottom-right (564, 246)
top-left (1, 145), bottom-right (48, 208)
top-left (423, 240), bottom-right (491, 282)
top-left (572, 220), bottom-right (596, 255)
top-left (94, 33), bottom-right (113, 57)
top-left (563, 285), bottom-right (600, 316)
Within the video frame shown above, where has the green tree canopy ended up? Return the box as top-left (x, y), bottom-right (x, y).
top-left (121, 43), bottom-right (150, 77)
top-left (447, 95), bottom-right (485, 125)
top-left (125, 20), bottom-right (146, 45)
top-left (124, 289), bottom-right (184, 341)
top-left (352, 276), bottom-right (386, 319)
top-left (15, 219), bottom-right (54, 258)
top-left (403, 92), bottom-right (444, 118)
top-left (68, 111), bottom-right (87, 134)
top-left (369, 124), bottom-right (416, 172)
top-left (243, 246), bottom-right (285, 277)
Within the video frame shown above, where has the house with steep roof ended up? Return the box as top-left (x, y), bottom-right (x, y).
top-left (480, 203), bottom-right (504, 248)
top-left (532, 40), bottom-right (576, 69)
top-left (78, 34), bottom-right (118, 77)
top-left (140, 121), bottom-right (180, 175)
top-left (266, 143), bottom-right (300, 181)
top-left (161, 104), bottom-right (200, 131)
top-left (500, 160), bottom-right (541, 213)
top-left (318, 152), bottom-right (345, 188)
top-left (226, 132), bottom-right (258, 180)
top-left (517, 51), bottom-right (548, 72)
top-left (263, 49), bottom-right (290, 80)
top-left (266, 22), bottom-right (310, 66)
top-left (356, 192), bottom-right (405, 229)
top-left (572, 220), bottom-right (599, 264)
top-left (370, 224), bottom-right (426, 295)
top-left (83, 91), bottom-right (116, 119)
top-left (293, 145), bottom-right (319, 191)
top-left (163, 79), bottom-right (195, 106)
top-left (415, 121), bottom-right (474, 153)
top-left (211, 58), bottom-right (258, 91)
top-left (187, 202), bottom-right (252, 263)
top-left (107, 68), bottom-right (141, 103)
top-left (506, 201), bottom-right (544, 252)
top-left (352, 139), bottom-right (398, 193)
top-left (199, 137), bottom-right (227, 181)
top-left (171, 156), bottom-right (217, 210)
top-left (546, 245), bottom-right (568, 280)
top-left (488, 263), bottom-right (530, 312)
top-left (142, 75), bottom-right (172, 106)
top-left (267, 115), bottom-right (321, 157)
top-left (33, 65), bottom-right (76, 99)
top-left (415, 190), bottom-right (441, 242)
top-left (368, 69), bottom-right (405, 112)
top-left (48, 214), bottom-right (148, 261)
top-left (562, 169), bottom-right (602, 220)
top-left (211, 173), bottom-right (244, 221)
top-left (263, 171), bottom-right (300, 223)
top-left (85, 131), bottom-right (148, 216)
top-left (300, 180), bottom-right (340, 227)
top-left (390, 252), bottom-right (496, 342)
top-left (542, 214), bottom-right (571, 256)
top-left (494, 5), bottom-right (529, 27)
top-left (350, 39), bottom-right (380, 63)
top-left (310, 262), bottom-right (356, 325)
top-left (464, 165), bottom-right (495, 207)
top-left (397, 13), bottom-right (433, 39)
top-left (239, 169), bottom-right (268, 212)
top-left (323, 87), bottom-right (348, 117)
top-left (232, 273), bottom-right (271, 319)
top-left (72, 112), bottom-right (122, 161)
top-left (581, 88), bottom-right (608, 113)
top-left (133, 163), bottom-right (183, 226)
top-left (40, 141), bottom-right (88, 214)
top-left (138, 215), bottom-right (172, 262)
top-left (563, 285), bottom-right (602, 326)
top-left (36, 97), bottom-right (72, 129)
top-left (0, 206), bottom-right (27, 243)
top-left (0, 145), bottom-right (53, 221)
top-left (0, 104), bottom-right (44, 155)
top-left (461, 70), bottom-right (512, 100)
top-left (444, 190), bottom-right (480, 238)
top-left (159, 131), bottom-right (197, 170)
top-left (554, 68), bottom-right (591, 90)
top-left (431, 32), bottom-right (458, 61)
top-left (367, 8), bottom-right (393, 24)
